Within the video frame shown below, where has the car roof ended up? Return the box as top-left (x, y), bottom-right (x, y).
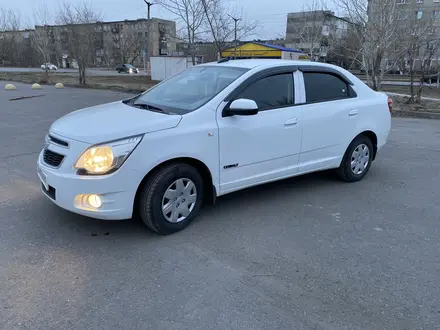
top-left (199, 58), bottom-right (372, 94)
top-left (200, 59), bottom-right (332, 70)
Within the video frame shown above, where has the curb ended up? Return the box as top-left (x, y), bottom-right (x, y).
top-left (392, 109), bottom-right (440, 120)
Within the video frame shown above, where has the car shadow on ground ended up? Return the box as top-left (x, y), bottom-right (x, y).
top-left (40, 169), bottom-right (342, 240)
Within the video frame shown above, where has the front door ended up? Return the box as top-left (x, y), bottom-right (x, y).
top-left (217, 70), bottom-right (303, 195)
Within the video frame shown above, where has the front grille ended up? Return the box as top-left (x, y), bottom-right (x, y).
top-left (48, 135), bottom-right (69, 147)
top-left (43, 149), bottom-right (64, 167)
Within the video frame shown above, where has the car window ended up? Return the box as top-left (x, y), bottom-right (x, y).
top-left (134, 65), bottom-right (248, 114)
top-left (235, 73), bottom-right (294, 111)
top-left (304, 72), bottom-right (350, 103)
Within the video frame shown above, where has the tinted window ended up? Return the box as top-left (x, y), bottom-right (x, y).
top-left (304, 72), bottom-right (349, 103)
top-left (236, 73), bottom-right (294, 110)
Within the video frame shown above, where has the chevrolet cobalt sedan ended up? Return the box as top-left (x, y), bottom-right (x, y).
top-left (37, 59), bottom-right (392, 235)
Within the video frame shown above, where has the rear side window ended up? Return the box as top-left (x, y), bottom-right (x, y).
top-left (304, 72), bottom-right (352, 103)
top-left (236, 73), bottom-right (294, 110)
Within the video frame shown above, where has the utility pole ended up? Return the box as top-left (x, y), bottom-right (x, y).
top-left (228, 15), bottom-right (240, 59)
top-left (143, 0), bottom-right (154, 75)
top-left (144, 0), bottom-right (153, 19)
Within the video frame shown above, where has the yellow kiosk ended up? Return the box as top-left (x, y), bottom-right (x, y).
top-left (221, 42), bottom-right (309, 60)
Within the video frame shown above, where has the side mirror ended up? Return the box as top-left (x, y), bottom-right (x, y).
top-left (223, 98), bottom-right (259, 117)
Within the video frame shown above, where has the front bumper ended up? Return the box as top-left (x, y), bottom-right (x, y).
top-left (37, 135), bottom-right (137, 220)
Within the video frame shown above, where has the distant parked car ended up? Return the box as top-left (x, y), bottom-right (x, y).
top-left (116, 63), bottom-right (139, 74)
top-left (41, 63), bottom-right (57, 71)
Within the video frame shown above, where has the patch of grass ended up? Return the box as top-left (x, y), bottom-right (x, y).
top-left (386, 94), bottom-right (440, 113)
top-left (380, 85), bottom-right (440, 99)
top-left (355, 74), bottom-right (415, 82)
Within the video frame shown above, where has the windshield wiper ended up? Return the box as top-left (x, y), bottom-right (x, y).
top-left (122, 94), bottom-right (141, 105)
top-left (132, 102), bottom-right (166, 113)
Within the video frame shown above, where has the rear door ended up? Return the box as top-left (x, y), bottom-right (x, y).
top-left (297, 68), bottom-right (359, 173)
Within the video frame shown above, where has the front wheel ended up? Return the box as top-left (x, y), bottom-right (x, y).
top-left (336, 135), bottom-right (373, 182)
top-left (138, 163), bottom-right (204, 235)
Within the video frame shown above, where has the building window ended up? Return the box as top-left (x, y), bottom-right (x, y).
top-left (416, 10), bottom-right (423, 20)
top-left (433, 10), bottom-right (440, 19)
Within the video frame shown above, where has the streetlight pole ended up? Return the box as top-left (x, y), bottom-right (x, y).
top-left (228, 15), bottom-right (240, 60)
top-left (143, 0), bottom-right (154, 75)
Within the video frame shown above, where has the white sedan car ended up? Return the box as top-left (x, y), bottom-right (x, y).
top-left (41, 63), bottom-right (57, 71)
top-left (37, 59), bottom-right (392, 235)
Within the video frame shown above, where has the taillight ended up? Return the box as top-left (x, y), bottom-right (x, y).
top-left (387, 97), bottom-right (393, 113)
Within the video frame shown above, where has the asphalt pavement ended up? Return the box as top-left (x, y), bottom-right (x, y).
top-left (1, 82), bottom-right (440, 330)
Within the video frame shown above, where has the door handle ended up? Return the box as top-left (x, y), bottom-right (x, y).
top-left (349, 109), bottom-right (359, 116)
top-left (284, 118), bottom-right (298, 126)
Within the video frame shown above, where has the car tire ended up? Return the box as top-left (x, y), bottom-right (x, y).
top-left (138, 163), bottom-right (204, 235)
top-left (336, 135), bottom-right (373, 182)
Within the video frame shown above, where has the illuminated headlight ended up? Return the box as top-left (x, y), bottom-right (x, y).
top-left (74, 135), bottom-right (143, 175)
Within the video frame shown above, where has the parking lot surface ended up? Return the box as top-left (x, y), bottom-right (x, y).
top-left (1, 82), bottom-right (439, 330)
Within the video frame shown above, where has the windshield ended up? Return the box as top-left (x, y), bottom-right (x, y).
top-left (133, 65), bottom-right (248, 114)
top-left (125, 64), bottom-right (134, 68)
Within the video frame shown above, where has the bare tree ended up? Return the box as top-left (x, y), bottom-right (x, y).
top-left (157, 0), bottom-right (205, 65)
top-left (333, 0), bottom-right (403, 91)
top-left (412, 39), bottom-right (440, 103)
top-left (0, 9), bottom-right (21, 65)
top-left (113, 31), bottom-right (145, 64)
top-left (201, 0), bottom-right (259, 57)
top-left (392, 4), bottom-right (437, 103)
top-left (286, 0), bottom-right (330, 61)
top-left (31, 4), bottom-right (53, 80)
top-left (326, 26), bottom-right (362, 68)
top-left (57, 2), bottom-right (101, 85)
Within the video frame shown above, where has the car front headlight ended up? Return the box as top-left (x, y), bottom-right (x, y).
top-left (74, 135), bottom-right (143, 175)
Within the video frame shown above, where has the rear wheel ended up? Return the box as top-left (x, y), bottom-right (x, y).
top-left (138, 163), bottom-right (204, 235)
top-left (336, 135), bottom-right (373, 182)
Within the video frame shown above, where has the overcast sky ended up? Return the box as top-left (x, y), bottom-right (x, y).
top-left (7, 0), bottom-right (336, 39)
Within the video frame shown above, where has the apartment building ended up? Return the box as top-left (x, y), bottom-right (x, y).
top-left (33, 18), bottom-right (176, 68)
top-left (285, 10), bottom-right (349, 61)
top-left (0, 29), bottom-right (38, 66)
top-left (368, 0), bottom-right (440, 72)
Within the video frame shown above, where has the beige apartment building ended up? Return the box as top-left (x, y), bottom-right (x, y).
top-left (368, 0), bottom-right (440, 72)
top-left (0, 17), bottom-right (177, 68)
top-left (34, 18), bottom-right (176, 68)
top-left (285, 10), bottom-right (350, 62)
